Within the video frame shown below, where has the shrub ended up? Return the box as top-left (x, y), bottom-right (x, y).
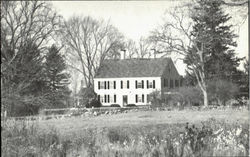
top-left (107, 128), bottom-right (130, 144)
top-left (207, 79), bottom-right (239, 106)
top-left (87, 99), bottom-right (102, 108)
top-left (148, 90), bottom-right (162, 106)
top-left (110, 104), bottom-right (121, 107)
top-left (78, 87), bottom-right (96, 108)
top-left (126, 104), bottom-right (136, 107)
top-left (166, 86), bottom-right (203, 107)
top-left (10, 103), bottom-right (40, 117)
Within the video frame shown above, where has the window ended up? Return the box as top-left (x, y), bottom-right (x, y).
top-left (98, 81), bottom-right (100, 89)
top-left (107, 81), bottom-right (110, 89)
top-left (149, 81), bottom-right (153, 88)
top-left (175, 80), bottom-right (179, 88)
top-left (100, 81), bottom-right (105, 89)
top-left (104, 81), bottom-right (107, 89)
top-left (97, 95), bottom-right (100, 101)
top-left (138, 95), bottom-right (142, 102)
top-left (110, 95), bottom-right (113, 103)
top-left (180, 79), bottom-right (183, 87)
top-left (110, 81), bottom-right (116, 89)
top-left (164, 78), bottom-right (168, 87)
top-left (109, 95), bottom-right (116, 103)
top-left (110, 81), bottom-right (113, 89)
top-left (147, 80), bottom-right (154, 88)
top-left (120, 80), bottom-right (129, 89)
top-left (137, 81), bottom-right (142, 88)
top-left (170, 79), bottom-right (173, 88)
top-left (153, 80), bottom-right (155, 88)
top-left (136, 80), bottom-right (144, 88)
top-left (136, 94), bottom-right (144, 103)
top-left (114, 81), bottom-right (116, 89)
top-left (100, 95), bottom-right (104, 103)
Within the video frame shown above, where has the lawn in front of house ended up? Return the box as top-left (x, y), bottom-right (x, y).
top-left (37, 108), bottom-right (249, 135)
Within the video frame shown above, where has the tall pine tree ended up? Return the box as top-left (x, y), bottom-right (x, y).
top-left (185, 0), bottom-right (243, 81)
top-left (2, 41), bottom-right (47, 116)
top-left (184, 0), bottom-right (245, 105)
top-left (44, 45), bottom-right (71, 108)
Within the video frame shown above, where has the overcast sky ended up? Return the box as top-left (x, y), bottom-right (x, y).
top-left (51, 1), bottom-right (248, 75)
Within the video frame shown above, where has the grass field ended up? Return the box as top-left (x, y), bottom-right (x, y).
top-left (2, 108), bottom-right (249, 156)
top-left (37, 109), bottom-right (249, 135)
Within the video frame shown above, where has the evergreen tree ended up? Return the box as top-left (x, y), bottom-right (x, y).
top-left (2, 41), bottom-right (47, 116)
top-left (44, 45), bottom-right (71, 108)
top-left (185, 0), bottom-right (243, 82)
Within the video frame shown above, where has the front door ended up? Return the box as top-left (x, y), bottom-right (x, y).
top-left (123, 95), bottom-right (128, 106)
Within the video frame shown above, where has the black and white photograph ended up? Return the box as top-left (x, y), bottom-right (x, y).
top-left (1, 0), bottom-right (249, 156)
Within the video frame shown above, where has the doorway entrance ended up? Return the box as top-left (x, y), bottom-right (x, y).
top-left (123, 95), bottom-right (128, 106)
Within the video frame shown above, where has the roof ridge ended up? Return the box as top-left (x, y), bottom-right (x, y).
top-left (95, 57), bottom-right (172, 78)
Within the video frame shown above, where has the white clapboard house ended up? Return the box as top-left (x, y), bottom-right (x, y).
top-left (94, 57), bottom-right (182, 107)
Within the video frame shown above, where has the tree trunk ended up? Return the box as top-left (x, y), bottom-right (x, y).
top-left (202, 89), bottom-right (208, 107)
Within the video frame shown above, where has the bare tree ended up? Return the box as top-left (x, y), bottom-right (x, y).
top-left (136, 37), bottom-right (153, 58)
top-left (1, 1), bottom-right (61, 74)
top-left (149, 3), bottom-right (210, 107)
top-left (124, 37), bottom-right (153, 59)
top-left (124, 39), bottom-right (137, 59)
top-left (58, 16), bottom-right (124, 88)
top-left (1, 1), bottom-right (61, 116)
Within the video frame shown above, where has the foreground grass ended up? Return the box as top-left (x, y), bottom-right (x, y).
top-left (1, 109), bottom-right (249, 156)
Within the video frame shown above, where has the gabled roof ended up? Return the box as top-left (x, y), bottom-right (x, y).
top-left (95, 58), bottom-right (172, 78)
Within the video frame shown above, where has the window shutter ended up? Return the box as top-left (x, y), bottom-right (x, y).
top-left (127, 80), bottom-right (129, 89)
top-left (114, 95), bottom-right (116, 103)
top-left (98, 81), bottom-right (100, 89)
top-left (153, 80), bottom-right (155, 88)
top-left (108, 81), bottom-right (110, 89)
top-left (142, 94), bottom-right (144, 103)
top-left (121, 81), bottom-right (123, 89)
top-left (114, 81), bottom-right (116, 89)
top-left (142, 80), bottom-right (144, 88)
top-left (104, 81), bottom-right (106, 89)
top-left (147, 94), bottom-right (149, 103)
top-left (135, 81), bottom-right (137, 89)
top-left (147, 80), bottom-right (149, 88)
top-left (135, 94), bottom-right (138, 103)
